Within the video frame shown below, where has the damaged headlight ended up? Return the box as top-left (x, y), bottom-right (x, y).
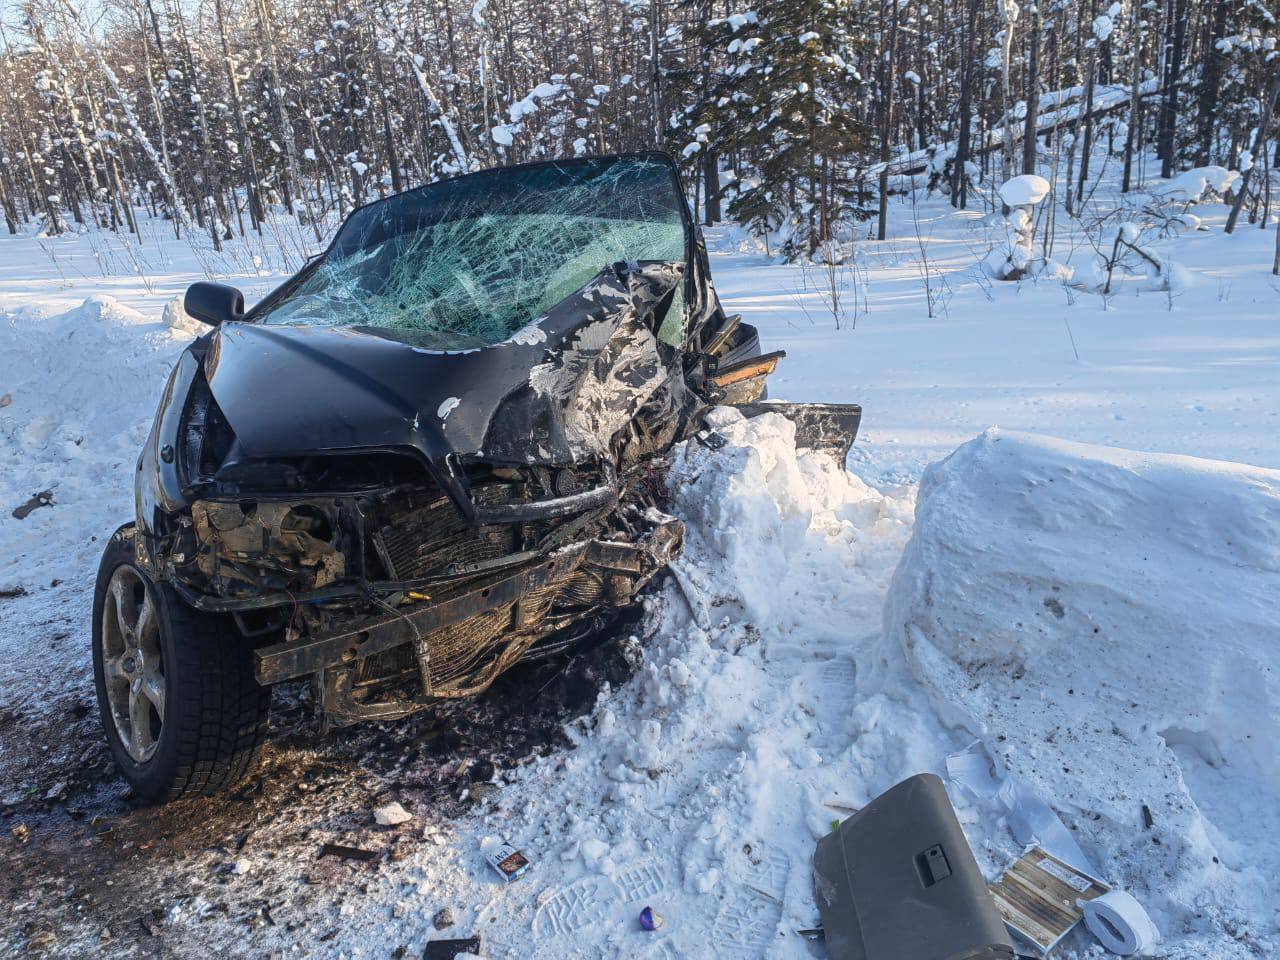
top-left (179, 372), bottom-right (236, 486)
top-left (190, 499), bottom-right (347, 592)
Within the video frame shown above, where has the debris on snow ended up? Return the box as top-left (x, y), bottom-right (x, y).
top-left (374, 802), bottom-right (415, 826)
top-left (11, 489), bottom-right (54, 520)
top-left (988, 847), bottom-right (1111, 954)
top-left (318, 842), bottom-right (380, 863)
top-left (423, 937), bottom-right (481, 960)
top-left (482, 840), bottom-right (530, 883)
top-left (1082, 889), bottom-right (1162, 955)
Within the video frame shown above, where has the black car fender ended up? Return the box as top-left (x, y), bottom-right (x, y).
top-left (134, 346), bottom-right (203, 573)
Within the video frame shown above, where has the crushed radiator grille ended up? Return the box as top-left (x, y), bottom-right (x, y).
top-left (355, 583), bottom-right (562, 693)
top-left (374, 485), bottom-right (519, 580)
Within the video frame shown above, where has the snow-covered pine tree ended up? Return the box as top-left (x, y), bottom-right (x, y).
top-left (706, 0), bottom-right (868, 259)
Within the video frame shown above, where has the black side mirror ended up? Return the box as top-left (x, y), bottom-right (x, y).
top-left (184, 281), bottom-right (245, 327)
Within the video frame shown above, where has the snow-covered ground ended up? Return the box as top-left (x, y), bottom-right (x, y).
top-left (719, 202), bottom-right (1280, 484)
top-left (1, 170), bottom-right (1278, 958)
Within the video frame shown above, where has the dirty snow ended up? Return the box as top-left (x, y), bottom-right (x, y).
top-left (2, 161), bottom-right (1279, 958)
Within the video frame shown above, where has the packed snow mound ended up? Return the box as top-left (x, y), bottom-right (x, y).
top-left (998, 174), bottom-right (1051, 207)
top-left (162, 294), bottom-right (212, 336)
top-left (0, 297), bottom-right (183, 685)
top-left (1157, 165), bottom-right (1239, 203)
top-left (885, 429), bottom-right (1280, 957)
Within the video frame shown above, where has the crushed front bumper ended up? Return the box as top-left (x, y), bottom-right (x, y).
top-left (253, 516), bottom-right (683, 725)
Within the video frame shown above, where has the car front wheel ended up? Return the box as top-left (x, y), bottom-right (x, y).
top-left (92, 526), bottom-right (270, 802)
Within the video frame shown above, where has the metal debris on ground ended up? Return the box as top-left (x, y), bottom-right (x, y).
top-left (318, 842), bottom-right (380, 862)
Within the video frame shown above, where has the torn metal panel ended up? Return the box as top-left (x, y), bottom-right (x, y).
top-left (256, 517), bottom-right (683, 725)
top-left (733, 402), bottom-right (864, 462)
top-left (201, 259), bottom-right (684, 471)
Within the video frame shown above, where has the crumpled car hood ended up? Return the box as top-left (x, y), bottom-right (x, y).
top-left (204, 260), bottom-right (683, 468)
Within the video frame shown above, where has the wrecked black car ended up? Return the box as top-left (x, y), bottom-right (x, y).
top-left (92, 153), bottom-right (861, 801)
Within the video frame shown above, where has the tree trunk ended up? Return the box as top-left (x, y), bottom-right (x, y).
top-left (373, 49), bottom-right (405, 195)
top-left (0, 168), bottom-right (18, 234)
top-left (703, 150), bottom-right (721, 224)
top-left (878, 0), bottom-right (901, 239)
top-left (649, 0), bottom-right (662, 146)
top-left (954, 0), bottom-right (980, 207)
top-left (1076, 1), bottom-right (1098, 207)
top-left (1273, 207), bottom-right (1280, 274)
top-left (998, 0), bottom-right (1018, 186)
top-left (169, 0), bottom-right (224, 248)
top-left (1122, 0), bottom-right (1143, 192)
top-left (1196, 0), bottom-right (1228, 166)
top-left (1226, 72), bottom-right (1280, 234)
top-left (1157, 0), bottom-right (1188, 179)
top-left (214, 0), bottom-right (264, 233)
top-left (1022, 4), bottom-right (1041, 176)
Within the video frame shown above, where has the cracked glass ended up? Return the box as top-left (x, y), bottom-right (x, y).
top-left (254, 156), bottom-right (690, 349)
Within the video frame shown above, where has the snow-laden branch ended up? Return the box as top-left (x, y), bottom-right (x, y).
top-left (861, 78), bottom-right (1162, 181)
top-left (373, 2), bottom-right (474, 175)
top-left (55, 0), bottom-right (191, 228)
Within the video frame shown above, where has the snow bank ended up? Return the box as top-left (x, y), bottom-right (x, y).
top-left (884, 429), bottom-right (1280, 957)
top-left (0, 297), bottom-right (183, 690)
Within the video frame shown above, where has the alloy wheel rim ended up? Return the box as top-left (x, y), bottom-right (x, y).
top-left (101, 566), bottom-right (165, 763)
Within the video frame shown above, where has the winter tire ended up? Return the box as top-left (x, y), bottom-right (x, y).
top-left (92, 525), bottom-right (270, 802)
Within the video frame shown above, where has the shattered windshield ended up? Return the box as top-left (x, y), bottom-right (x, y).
top-left (253, 156), bottom-right (689, 348)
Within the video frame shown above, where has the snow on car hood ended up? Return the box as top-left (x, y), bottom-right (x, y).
top-left (202, 260), bottom-right (684, 466)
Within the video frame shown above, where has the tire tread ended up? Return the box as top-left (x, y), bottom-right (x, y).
top-left (163, 597), bottom-right (270, 800)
